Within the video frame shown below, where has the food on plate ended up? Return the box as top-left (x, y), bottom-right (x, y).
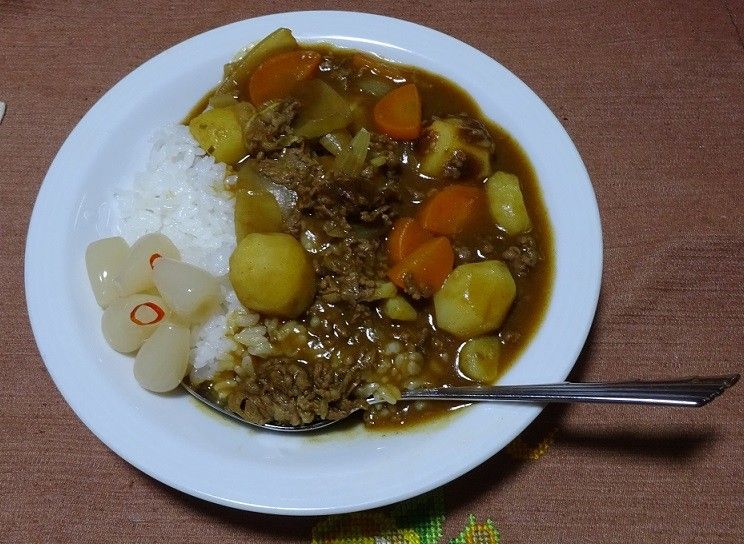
top-left (85, 237), bottom-right (129, 307)
top-left (153, 258), bottom-right (220, 323)
top-left (433, 260), bottom-right (516, 338)
top-left (485, 171), bottom-right (531, 235)
top-left (86, 28), bottom-right (553, 428)
top-left (91, 233), bottom-right (220, 390)
top-left (101, 293), bottom-right (168, 353)
top-left (116, 233), bottom-right (180, 297)
top-left (457, 336), bottom-right (502, 383)
top-left (188, 107), bottom-right (247, 164)
top-left (229, 232), bottom-right (317, 318)
top-left (134, 320), bottom-right (191, 392)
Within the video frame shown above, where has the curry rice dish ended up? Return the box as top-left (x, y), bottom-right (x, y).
top-left (84, 28), bottom-right (553, 429)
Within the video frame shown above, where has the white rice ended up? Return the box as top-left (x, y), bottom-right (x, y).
top-left (113, 124), bottom-right (236, 276)
top-left (112, 125), bottom-right (265, 382)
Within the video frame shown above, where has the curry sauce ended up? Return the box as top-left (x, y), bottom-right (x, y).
top-left (185, 32), bottom-right (553, 429)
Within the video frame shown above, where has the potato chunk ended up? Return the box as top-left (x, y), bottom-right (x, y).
top-left (188, 106), bottom-right (247, 164)
top-left (418, 118), bottom-right (491, 179)
top-left (485, 171), bottom-right (531, 235)
top-left (433, 260), bottom-right (516, 338)
top-left (229, 233), bottom-right (316, 318)
top-left (458, 336), bottom-right (502, 383)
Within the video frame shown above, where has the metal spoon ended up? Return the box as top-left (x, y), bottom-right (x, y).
top-left (182, 373), bottom-right (739, 432)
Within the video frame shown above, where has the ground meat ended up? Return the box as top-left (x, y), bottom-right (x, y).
top-left (255, 142), bottom-right (399, 315)
top-left (502, 235), bottom-right (540, 277)
top-left (402, 272), bottom-right (433, 300)
top-left (255, 148), bottom-right (323, 193)
top-left (256, 149), bottom-right (399, 230)
top-left (254, 148), bottom-right (324, 234)
top-left (455, 245), bottom-right (474, 261)
top-left (369, 133), bottom-right (405, 170)
top-left (319, 57), bottom-right (352, 90)
top-left (317, 273), bottom-right (377, 305)
top-left (453, 234), bottom-right (500, 264)
top-left (455, 115), bottom-right (495, 151)
top-left (359, 204), bottom-right (395, 224)
top-left (243, 99), bottom-right (301, 156)
top-left (305, 300), bottom-right (374, 343)
top-left (227, 357), bottom-right (369, 426)
top-left (394, 321), bottom-right (431, 351)
top-left (442, 149), bottom-right (468, 179)
top-left (314, 235), bottom-right (387, 304)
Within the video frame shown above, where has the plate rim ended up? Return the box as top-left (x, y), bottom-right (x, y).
top-left (25, 10), bottom-right (602, 515)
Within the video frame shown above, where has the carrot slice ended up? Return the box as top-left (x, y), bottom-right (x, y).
top-left (388, 237), bottom-right (454, 295)
top-left (248, 50), bottom-right (322, 105)
top-left (387, 217), bottom-right (433, 264)
top-left (372, 83), bottom-right (422, 140)
top-left (418, 184), bottom-right (486, 235)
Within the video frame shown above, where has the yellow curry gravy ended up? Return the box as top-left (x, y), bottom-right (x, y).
top-left (186, 43), bottom-right (553, 429)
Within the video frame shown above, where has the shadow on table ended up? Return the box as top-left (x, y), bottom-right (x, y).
top-left (443, 412), bottom-right (717, 515)
top-left (443, 403), bottom-right (569, 513)
top-left (443, 321), bottom-right (721, 512)
top-left (555, 428), bottom-right (717, 457)
top-left (555, 314), bottom-right (719, 461)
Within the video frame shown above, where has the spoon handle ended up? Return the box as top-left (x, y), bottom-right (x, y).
top-left (398, 374), bottom-right (739, 407)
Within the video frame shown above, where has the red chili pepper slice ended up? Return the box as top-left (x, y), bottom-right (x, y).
top-left (130, 302), bottom-right (165, 326)
top-left (149, 253), bottom-right (162, 269)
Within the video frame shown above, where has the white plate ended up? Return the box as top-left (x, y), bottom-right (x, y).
top-left (25, 11), bottom-right (602, 514)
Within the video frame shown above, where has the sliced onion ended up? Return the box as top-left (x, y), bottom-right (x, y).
top-left (293, 80), bottom-right (353, 138)
top-left (208, 93), bottom-right (238, 108)
top-left (262, 179), bottom-right (297, 218)
top-left (334, 127), bottom-right (370, 176)
top-left (85, 237), bottom-right (129, 307)
top-left (134, 320), bottom-right (190, 392)
top-left (319, 130), bottom-right (352, 156)
top-left (237, 162), bottom-right (298, 218)
top-left (116, 233), bottom-right (180, 296)
top-left (357, 77), bottom-right (393, 97)
top-left (152, 257), bottom-right (220, 323)
top-left (101, 294), bottom-right (168, 353)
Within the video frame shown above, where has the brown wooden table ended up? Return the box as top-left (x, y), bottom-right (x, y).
top-left (2, 1), bottom-right (742, 542)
